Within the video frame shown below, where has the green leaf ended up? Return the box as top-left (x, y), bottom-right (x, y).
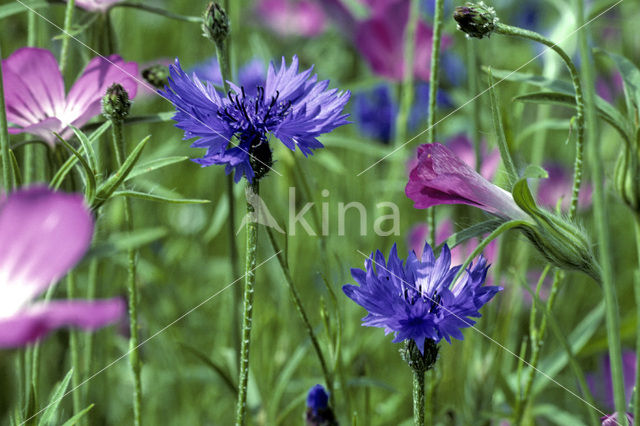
top-left (69, 125), bottom-right (98, 174)
top-left (320, 134), bottom-right (391, 157)
top-left (485, 67), bottom-right (574, 94)
top-left (59, 405), bottom-right (94, 426)
top-left (81, 112), bottom-right (175, 132)
top-left (203, 193), bottom-right (230, 242)
top-left (86, 227), bottom-right (167, 259)
top-left (487, 68), bottom-right (518, 186)
top-left (0, 1), bottom-right (48, 20)
top-left (434, 219), bottom-right (504, 255)
top-left (180, 344), bottom-right (237, 394)
top-left (112, 190), bottom-right (210, 204)
top-left (125, 156), bottom-right (189, 181)
top-left (516, 119), bottom-right (571, 145)
top-left (93, 135), bottom-right (150, 209)
top-left (514, 91), bottom-right (634, 146)
top-left (38, 369), bottom-right (74, 426)
top-left (9, 149), bottom-right (21, 187)
top-left (522, 165), bottom-right (549, 180)
top-left (511, 178), bottom-right (539, 215)
top-left (53, 134), bottom-right (97, 203)
top-left (596, 49), bottom-right (640, 108)
top-left (532, 404), bottom-right (587, 426)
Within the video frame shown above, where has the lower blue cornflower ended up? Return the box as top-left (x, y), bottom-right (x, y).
top-left (343, 242), bottom-right (502, 354)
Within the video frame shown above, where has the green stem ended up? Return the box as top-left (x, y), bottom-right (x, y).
top-left (494, 23), bottom-right (584, 220)
top-left (23, 11), bottom-right (38, 184)
top-left (235, 181), bottom-right (259, 426)
top-left (66, 271), bottom-right (82, 416)
top-left (394, 0), bottom-right (419, 148)
top-left (0, 44), bottom-right (12, 192)
top-left (412, 368), bottom-right (425, 426)
top-left (576, 0), bottom-right (627, 421)
top-left (111, 119), bottom-right (142, 426)
top-left (59, 0), bottom-right (75, 74)
top-left (634, 217), bottom-right (640, 422)
top-left (111, 2), bottom-right (202, 23)
top-left (466, 41), bottom-right (482, 172)
top-left (264, 227), bottom-right (334, 400)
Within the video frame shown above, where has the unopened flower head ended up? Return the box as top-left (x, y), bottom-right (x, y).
top-left (102, 83), bottom-right (131, 122)
top-left (453, 2), bottom-right (499, 39)
top-left (160, 56), bottom-right (350, 183)
top-left (202, 2), bottom-right (230, 46)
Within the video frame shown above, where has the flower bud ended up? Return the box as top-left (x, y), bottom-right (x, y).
top-left (142, 64), bottom-right (170, 89)
top-left (453, 1), bottom-right (499, 39)
top-left (102, 83), bottom-right (131, 122)
top-left (202, 2), bottom-right (230, 46)
top-left (400, 338), bottom-right (439, 374)
top-left (520, 210), bottom-right (600, 282)
top-left (614, 138), bottom-right (640, 216)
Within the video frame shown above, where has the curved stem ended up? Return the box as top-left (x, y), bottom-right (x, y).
top-left (59, 0), bottom-right (75, 73)
top-left (494, 23), bottom-right (584, 220)
top-left (235, 181), bottom-right (259, 426)
top-left (111, 2), bottom-right (201, 23)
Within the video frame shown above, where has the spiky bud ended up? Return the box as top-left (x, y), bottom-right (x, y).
top-left (453, 1), bottom-right (499, 39)
top-left (142, 64), bottom-right (170, 90)
top-left (400, 339), bottom-right (439, 374)
top-left (202, 2), bottom-right (230, 46)
top-left (102, 83), bottom-right (131, 122)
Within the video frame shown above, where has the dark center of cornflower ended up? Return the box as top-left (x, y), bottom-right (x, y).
top-left (218, 86), bottom-right (292, 180)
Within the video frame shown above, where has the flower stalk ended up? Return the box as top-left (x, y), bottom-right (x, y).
top-left (235, 180), bottom-right (259, 426)
top-left (60, 0), bottom-right (76, 73)
top-left (104, 84), bottom-right (142, 426)
top-left (0, 45), bottom-right (12, 192)
top-left (66, 271), bottom-right (82, 416)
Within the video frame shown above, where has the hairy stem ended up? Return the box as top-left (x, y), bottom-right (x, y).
top-left (412, 368), bottom-right (425, 426)
top-left (59, 0), bottom-right (75, 73)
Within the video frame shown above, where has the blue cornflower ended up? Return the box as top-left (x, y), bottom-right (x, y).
top-left (305, 384), bottom-right (337, 426)
top-left (191, 57), bottom-right (266, 97)
top-left (343, 243), bottom-right (501, 354)
top-left (160, 56), bottom-right (350, 182)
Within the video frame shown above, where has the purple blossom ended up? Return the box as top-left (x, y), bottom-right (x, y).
top-left (256, 0), bottom-right (326, 37)
top-left (191, 58), bottom-right (266, 97)
top-left (343, 242), bottom-right (501, 353)
top-left (160, 55), bottom-right (350, 182)
top-left (320, 0), bottom-right (451, 82)
top-left (601, 413), bottom-right (634, 426)
top-left (587, 351), bottom-right (637, 412)
top-left (69, 0), bottom-right (121, 12)
top-left (405, 143), bottom-right (529, 220)
top-left (2, 47), bottom-right (138, 146)
top-left (536, 163), bottom-right (592, 211)
top-left (305, 384), bottom-right (337, 425)
top-left (0, 187), bottom-right (125, 348)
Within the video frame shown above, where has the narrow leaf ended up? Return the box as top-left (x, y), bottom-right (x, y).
top-left (86, 227), bottom-right (168, 259)
top-left (125, 156), bottom-right (189, 181)
top-left (112, 190), bottom-right (210, 204)
top-left (38, 369), bottom-right (74, 426)
top-left (487, 68), bottom-right (518, 186)
top-left (60, 404), bottom-right (94, 426)
top-left (54, 134), bottom-right (97, 203)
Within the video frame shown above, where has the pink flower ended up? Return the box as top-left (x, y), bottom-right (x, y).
top-left (257, 0), bottom-right (326, 37)
top-left (319, 0), bottom-right (451, 82)
top-left (3, 47), bottom-right (138, 146)
top-left (536, 163), bottom-right (592, 211)
top-left (406, 143), bottom-right (529, 220)
top-left (70, 0), bottom-right (121, 12)
top-left (0, 187), bottom-right (125, 348)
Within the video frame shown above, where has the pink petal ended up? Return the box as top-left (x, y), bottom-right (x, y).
top-left (2, 48), bottom-right (65, 127)
top-left (7, 117), bottom-right (65, 146)
top-left (0, 187), bottom-right (94, 308)
top-left (0, 298), bottom-right (125, 348)
top-left (257, 0), bottom-right (326, 37)
top-left (72, 0), bottom-right (121, 12)
top-left (65, 55), bottom-right (139, 127)
top-left (405, 143), bottom-right (529, 220)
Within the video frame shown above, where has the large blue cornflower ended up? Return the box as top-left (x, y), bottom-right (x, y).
top-left (160, 56), bottom-right (350, 182)
top-left (343, 243), bottom-right (501, 354)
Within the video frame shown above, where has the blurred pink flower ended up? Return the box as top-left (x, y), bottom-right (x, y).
top-left (536, 163), bottom-right (592, 211)
top-left (2, 47), bottom-right (138, 146)
top-left (596, 71), bottom-right (624, 103)
top-left (0, 187), bottom-right (125, 348)
top-left (318, 0), bottom-right (451, 81)
top-left (587, 350), bottom-right (637, 413)
top-left (257, 0), bottom-right (326, 37)
top-left (70, 0), bottom-right (121, 12)
top-left (406, 143), bottom-right (529, 220)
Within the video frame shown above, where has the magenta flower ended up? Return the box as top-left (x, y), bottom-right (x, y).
top-left (256, 0), bottom-right (326, 37)
top-left (320, 0), bottom-right (451, 81)
top-left (3, 47), bottom-right (138, 146)
top-left (69, 0), bottom-right (121, 12)
top-left (406, 143), bottom-right (530, 220)
top-left (587, 351), bottom-right (637, 412)
top-left (0, 187), bottom-right (126, 348)
top-left (536, 163), bottom-right (592, 211)
top-left (601, 413), bottom-right (634, 426)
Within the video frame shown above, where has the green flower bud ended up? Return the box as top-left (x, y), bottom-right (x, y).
top-left (202, 2), bottom-right (230, 46)
top-left (520, 211), bottom-right (600, 282)
top-left (400, 339), bottom-right (439, 374)
top-left (102, 83), bottom-right (131, 122)
top-left (614, 133), bottom-right (640, 216)
top-left (453, 1), bottom-right (499, 39)
top-left (142, 64), bottom-right (170, 90)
